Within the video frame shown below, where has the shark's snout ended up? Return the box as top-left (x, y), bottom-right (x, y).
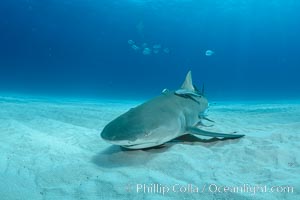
top-left (101, 133), bottom-right (151, 149)
top-left (100, 125), bottom-right (137, 146)
top-left (101, 126), bottom-right (159, 149)
top-left (101, 132), bottom-right (132, 146)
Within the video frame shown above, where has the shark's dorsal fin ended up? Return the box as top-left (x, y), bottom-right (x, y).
top-left (181, 71), bottom-right (195, 91)
top-left (175, 71), bottom-right (202, 100)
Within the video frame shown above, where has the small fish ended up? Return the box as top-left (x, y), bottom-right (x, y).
top-left (142, 43), bottom-right (148, 48)
top-left (153, 44), bottom-right (161, 49)
top-left (128, 40), bottom-right (135, 45)
top-left (153, 49), bottom-right (159, 54)
top-left (142, 48), bottom-right (151, 55)
top-left (131, 45), bottom-right (140, 51)
top-left (205, 50), bottom-right (215, 56)
top-left (163, 48), bottom-right (170, 54)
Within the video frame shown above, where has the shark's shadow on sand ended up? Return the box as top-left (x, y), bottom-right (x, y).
top-left (91, 136), bottom-right (241, 168)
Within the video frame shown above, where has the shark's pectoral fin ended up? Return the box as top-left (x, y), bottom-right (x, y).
top-left (198, 113), bottom-right (215, 123)
top-left (187, 127), bottom-right (245, 139)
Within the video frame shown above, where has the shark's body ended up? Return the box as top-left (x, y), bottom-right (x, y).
top-left (101, 71), bottom-right (244, 149)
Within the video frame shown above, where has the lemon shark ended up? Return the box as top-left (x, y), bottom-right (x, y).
top-left (101, 71), bottom-right (244, 149)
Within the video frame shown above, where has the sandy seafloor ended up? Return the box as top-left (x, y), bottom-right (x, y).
top-left (0, 94), bottom-right (299, 200)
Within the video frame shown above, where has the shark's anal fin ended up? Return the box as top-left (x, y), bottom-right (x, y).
top-left (187, 127), bottom-right (245, 139)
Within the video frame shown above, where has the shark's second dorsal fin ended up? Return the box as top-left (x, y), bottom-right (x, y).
top-left (181, 71), bottom-right (195, 91)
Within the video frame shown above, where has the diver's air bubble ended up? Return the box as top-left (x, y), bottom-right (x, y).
top-left (143, 48), bottom-right (151, 55)
top-left (128, 40), bottom-right (135, 45)
top-left (205, 50), bottom-right (214, 56)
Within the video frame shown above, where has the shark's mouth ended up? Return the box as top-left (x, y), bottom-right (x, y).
top-left (122, 142), bottom-right (159, 149)
top-left (105, 138), bottom-right (159, 149)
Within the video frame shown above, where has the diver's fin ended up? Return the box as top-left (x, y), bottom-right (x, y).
top-left (187, 127), bottom-right (245, 139)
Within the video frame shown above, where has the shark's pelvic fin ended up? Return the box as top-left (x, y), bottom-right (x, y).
top-left (195, 121), bottom-right (214, 127)
top-left (187, 127), bottom-right (245, 139)
top-left (202, 117), bottom-right (215, 123)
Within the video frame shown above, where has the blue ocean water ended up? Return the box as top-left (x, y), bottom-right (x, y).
top-left (0, 0), bottom-right (299, 100)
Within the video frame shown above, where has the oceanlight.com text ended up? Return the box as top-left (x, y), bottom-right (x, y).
top-left (125, 183), bottom-right (294, 195)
